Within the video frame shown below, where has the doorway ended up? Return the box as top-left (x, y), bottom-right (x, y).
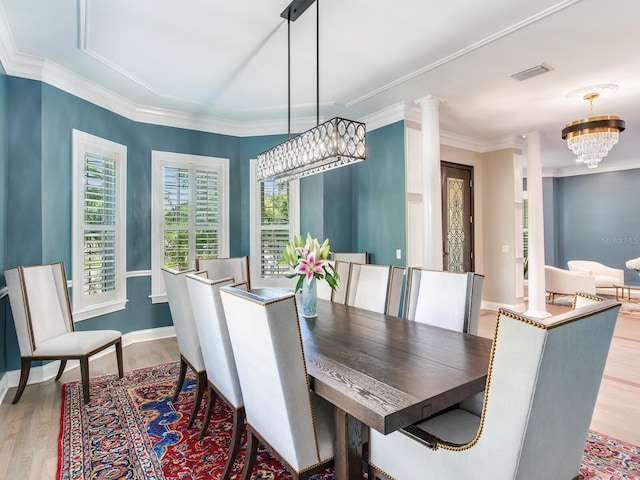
top-left (441, 162), bottom-right (474, 272)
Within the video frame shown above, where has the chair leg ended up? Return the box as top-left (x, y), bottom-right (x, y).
top-left (221, 406), bottom-right (246, 480)
top-left (115, 338), bottom-right (124, 378)
top-left (187, 370), bottom-right (207, 428)
top-left (55, 360), bottom-right (68, 381)
top-left (198, 386), bottom-right (218, 441)
top-left (80, 356), bottom-right (91, 404)
top-left (172, 358), bottom-right (188, 402)
top-left (12, 358), bottom-right (32, 404)
top-left (241, 430), bottom-right (258, 480)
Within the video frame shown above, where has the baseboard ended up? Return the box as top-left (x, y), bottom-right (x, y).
top-left (2, 326), bottom-right (176, 390)
top-left (0, 372), bottom-right (8, 404)
top-left (482, 300), bottom-right (527, 312)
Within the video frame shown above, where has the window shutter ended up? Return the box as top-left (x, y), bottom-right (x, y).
top-left (162, 166), bottom-right (190, 269)
top-left (259, 179), bottom-right (291, 278)
top-left (195, 168), bottom-right (220, 260)
top-left (83, 152), bottom-right (117, 296)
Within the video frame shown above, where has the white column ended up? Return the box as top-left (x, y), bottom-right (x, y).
top-left (524, 131), bottom-right (550, 318)
top-left (417, 96), bottom-right (443, 270)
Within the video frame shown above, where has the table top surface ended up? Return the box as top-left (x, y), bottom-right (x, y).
top-left (298, 298), bottom-right (493, 434)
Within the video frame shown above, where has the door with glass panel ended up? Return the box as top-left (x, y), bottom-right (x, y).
top-left (441, 162), bottom-right (474, 273)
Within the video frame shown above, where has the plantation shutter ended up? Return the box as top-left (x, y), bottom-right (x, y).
top-left (162, 164), bottom-right (221, 270)
top-left (260, 178), bottom-right (291, 278)
top-left (82, 152), bottom-right (117, 296)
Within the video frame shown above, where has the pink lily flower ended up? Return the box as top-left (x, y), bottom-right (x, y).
top-left (295, 251), bottom-right (326, 283)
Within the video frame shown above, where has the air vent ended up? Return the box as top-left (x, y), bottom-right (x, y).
top-left (511, 63), bottom-right (553, 81)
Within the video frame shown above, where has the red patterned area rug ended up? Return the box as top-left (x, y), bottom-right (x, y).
top-left (58, 363), bottom-right (639, 479)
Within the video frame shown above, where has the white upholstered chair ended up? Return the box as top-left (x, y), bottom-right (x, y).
top-left (4, 263), bottom-right (123, 404)
top-left (346, 263), bottom-right (392, 314)
top-left (331, 251), bottom-right (368, 264)
top-left (196, 256), bottom-right (251, 288)
top-left (219, 287), bottom-right (335, 480)
top-left (369, 299), bottom-right (620, 480)
top-left (404, 268), bottom-right (484, 334)
top-left (545, 265), bottom-right (596, 303)
top-left (185, 274), bottom-right (244, 479)
top-left (386, 266), bottom-right (406, 317)
top-left (331, 260), bottom-right (351, 304)
top-left (567, 260), bottom-right (623, 289)
top-left (161, 266), bottom-right (207, 427)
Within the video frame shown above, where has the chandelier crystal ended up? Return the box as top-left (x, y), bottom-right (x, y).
top-left (561, 91), bottom-right (625, 168)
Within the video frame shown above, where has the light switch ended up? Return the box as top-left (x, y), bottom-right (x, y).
top-left (396, 249), bottom-right (402, 259)
top-left (501, 245), bottom-right (510, 253)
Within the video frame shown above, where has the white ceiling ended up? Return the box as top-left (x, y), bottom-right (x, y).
top-left (1, 0), bottom-right (639, 175)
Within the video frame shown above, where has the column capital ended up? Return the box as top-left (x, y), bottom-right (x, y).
top-left (415, 95), bottom-right (444, 108)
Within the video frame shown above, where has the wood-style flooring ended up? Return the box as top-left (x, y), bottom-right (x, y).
top-left (0, 305), bottom-right (638, 479)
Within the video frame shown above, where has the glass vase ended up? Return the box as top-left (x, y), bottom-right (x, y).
top-left (302, 276), bottom-right (318, 318)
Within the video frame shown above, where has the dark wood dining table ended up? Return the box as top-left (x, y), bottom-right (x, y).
top-left (298, 298), bottom-right (493, 480)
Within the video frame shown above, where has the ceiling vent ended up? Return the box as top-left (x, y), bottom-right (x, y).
top-left (511, 63), bottom-right (553, 81)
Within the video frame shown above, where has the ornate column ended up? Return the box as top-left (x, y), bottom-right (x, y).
top-left (417, 95), bottom-right (443, 270)
top-left (524, 131), bottom-right (550, 318)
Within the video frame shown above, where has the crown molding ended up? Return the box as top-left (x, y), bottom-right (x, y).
top-left (541, 159), bottom-right (640, 178)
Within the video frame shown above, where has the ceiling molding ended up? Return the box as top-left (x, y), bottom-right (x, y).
top-left (542, 159), bottom-right (640, 178)
top-left (345, 0), bottom-right (582, 108)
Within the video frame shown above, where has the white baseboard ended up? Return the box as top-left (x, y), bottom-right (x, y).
top-left (482, 300), bottom-right (527, 313)
top-left (0, 326), bottom-right (176, 403)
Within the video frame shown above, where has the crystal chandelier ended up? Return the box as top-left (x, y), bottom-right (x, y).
top-left (257, 0), bottom-right (366, 182)
top-left (561, 91), bottom-right (625, 169)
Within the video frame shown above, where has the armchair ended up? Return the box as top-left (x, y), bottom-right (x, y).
top-left (545, 265), bottom-right (596, 303)
top-left (195, 256), bottom-right (251, 288)
top-left (567, 260), bottom-right (624, 288)
top-left (4, 263), bottom-right (123, 404)
top-left (369, 299), bottom-right (620, 480)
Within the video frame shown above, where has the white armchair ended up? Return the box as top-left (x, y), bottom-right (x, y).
top-left (4, 263), bottom-right (123, 404)
top-left (369, 299), bottom-right (620, 480)
top-left (220, 287), bottom-right (335, 479)
top-left (161, 267), bottom-right (207, 428)
top-left (567, 260), bottom-right (624, 288)
top-left (545, 265), bottom-right (596, 303)
top-left (186, 274), bottom-right (244, 479)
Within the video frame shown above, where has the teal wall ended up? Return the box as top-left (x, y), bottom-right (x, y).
top-left (0, 69), bottom-right (8, 376)
top-left (353, 121), bottom-right (406, 266)
top-left (554, 169), bottom-right (640, 283)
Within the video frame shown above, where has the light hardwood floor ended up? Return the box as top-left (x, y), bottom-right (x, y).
top-left (0, 306), bottom-right (638, 479)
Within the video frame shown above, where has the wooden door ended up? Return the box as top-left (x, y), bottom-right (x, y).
top-left (441, 162), bottom-right (474, 272)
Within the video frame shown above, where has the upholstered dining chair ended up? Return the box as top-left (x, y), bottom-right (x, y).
top-left (404, 268), bottom-right (484, 334)
top-left (185, 274), bottom-right (245, 479)
top-left (572, 291), bottom-right (605, 309)
top-left (386, 266), bottom-right (406, 317)
top-left (4, 263), bottom-right (123, 404)
top-left (316, 260), bottom-right (335, 301)
top-left (369, 299), bottom-right (620, 480)
top-left (219, 287), bottom-right (335, 480)
top-left (331, 251), bottom-right (368, 264)
top-left (161, 266), bottom-right (207, 428)
top-left (195, 256), bottom-right (251, 288)
top-left (331, 260), bottom-right (351, 304)
top-left (346, 263), bottom-right (392, 314)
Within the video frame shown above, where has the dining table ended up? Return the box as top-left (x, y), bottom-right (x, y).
top-left (298, 298), bottom-right (493, 480)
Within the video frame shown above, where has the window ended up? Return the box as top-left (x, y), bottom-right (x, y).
top-left (151, 152), bottom-right (229, 301)
top-left (72, 130), bottom-right (127, 321)
top-left (523, 192), bottom-right (529, 264)
top-left (249, 160), bottom-right (299, 287)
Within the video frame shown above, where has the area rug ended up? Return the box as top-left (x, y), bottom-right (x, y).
top-left (58, 363), bottom-right (640, 479)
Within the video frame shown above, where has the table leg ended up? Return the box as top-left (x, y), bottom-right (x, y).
top-left (334, 407), bottom-right (363, 480)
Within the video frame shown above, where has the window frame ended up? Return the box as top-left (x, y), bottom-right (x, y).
top-left (151, 151), bottom-right (229, 303)
top-left (249, 159), bottom-right (300, 288)
top-left (71, 129), bottom-right (127, 321)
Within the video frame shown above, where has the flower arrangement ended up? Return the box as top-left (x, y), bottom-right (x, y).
top-left (281, 233), bottom-right (339, 292)
top-left (625, 257), bottom-right (640, 272)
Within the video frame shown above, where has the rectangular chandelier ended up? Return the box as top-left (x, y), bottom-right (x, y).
top-left (256, 117), bottom-right (366, 182)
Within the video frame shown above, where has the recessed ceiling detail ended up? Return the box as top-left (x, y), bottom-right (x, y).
top-left (510, 63), bottom-right (553, 81)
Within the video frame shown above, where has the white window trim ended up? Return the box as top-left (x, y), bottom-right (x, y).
top-left (249, 159), bottom-right (300, 288)
top-left (151, 151), bottom-right (229, 303)
top-left (72, 129), bottom-right (127, 321)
